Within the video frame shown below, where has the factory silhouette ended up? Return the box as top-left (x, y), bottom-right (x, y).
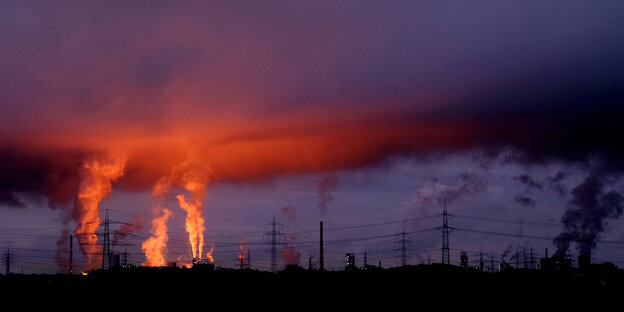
top-left (3, 203), bottom-right (624, 300)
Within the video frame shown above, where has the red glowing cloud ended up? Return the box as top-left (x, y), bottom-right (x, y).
top-left (1, 1), bottom-right (623, 209)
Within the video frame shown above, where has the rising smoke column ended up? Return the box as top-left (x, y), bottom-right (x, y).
top-left (72, 154), bottom-right (126, 271)
top-left (553, 174), bottom-right (624, 258)
top-left (281, 244), bottom-right (301, 268)
top-left (280, 206), bottom-right (300, 268)
top-left (238, 240), bottom-right (248, 268)
top-left (142, 177), bottom-right (174, 267)
top-left (318, 173), bottom-right (339, 216)
top-left (0, 2), bottom-right (623, 272)
top-left (142, 208), bottom-right (172, 266)
top-left (141, 159), bottom-right (212, 266)
top-left (175, 161), bottom-right (211, 262)
top-left (205, 245), bottom-right (215, 264)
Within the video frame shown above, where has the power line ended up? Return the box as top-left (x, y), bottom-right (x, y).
top-left (454, 227), bottom-right (554, 241)
top-left (322, 215), bottom-right (438, 232)
top-left (454, 227), bottom-right (624, 245)
top-left (452, 214), bottom-right (562, 228)
top-left (5, 211), bottom-right (624, 273)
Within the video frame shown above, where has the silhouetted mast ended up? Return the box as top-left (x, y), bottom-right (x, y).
top-left (264, 216), bottom-right (283, 273)
top-left (399, 226), bottom-right (409, 266)
top-left (319, 221), bottom-right (324, 271)
top-left (3, 248), bottom-right (14, 275)
top-left (440, 198), bottom-right (452, 265)
top-left (69, 234), bottom-right (73, 274)
top-left (102, 209), bottom-right (111, 270)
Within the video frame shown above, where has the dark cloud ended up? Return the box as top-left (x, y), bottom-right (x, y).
top-left (0, 147), bottom-right (83, 208)
top-left (548, 171), bottom-right (568, 196)
top-left (512, 174), bottom-right (543, 208)
top-left (514, 194), bottom-right (537, 208)
top-left (513, 175), bottom-right (543, 193)
top-left (1, 1), bottom-right (624, 214)
top-left (0, 191), bottom-right (25, 208)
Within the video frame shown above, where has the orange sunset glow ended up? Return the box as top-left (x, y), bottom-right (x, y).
top-left (1, 2), bottom-right (624, 289)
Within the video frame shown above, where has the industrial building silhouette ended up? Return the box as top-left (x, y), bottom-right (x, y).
top-left (2, 205), bottom-right (624, 303)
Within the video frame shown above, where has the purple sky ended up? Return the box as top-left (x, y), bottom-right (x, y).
top-left (1, 1), bottom-right (624, 273)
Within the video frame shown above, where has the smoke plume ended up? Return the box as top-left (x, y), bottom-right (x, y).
top-left (553, 174), bottom-right (624, 258)
top-left (142, 176), bottom-right (174, 267)
top-left (72, 153), bottom-right (126, 271)
top-left (176, 162), bottom-right (210, 262)
top-left (171, 157), bottom-right (212, 263)
top-left (281, 205), bottom-right (297, 222)
top-left (501, 244), bottom-right (514, 262)
top-left (281, 206), bottom-right (300, 268)
top-left (318, 173), bottom-right (339, 216)
top-left (141, 207), bottom-right (173, 267)
top-left (281, 245), bottom-right (301, 268)
top-left (141, 156), bottom-right (212, 266)
top-left (1, 1), bottom-right (624, 268)
top-left (413, 171), bottom-right (488, 205)
top-left (112, 213), bottom-right (144, 246)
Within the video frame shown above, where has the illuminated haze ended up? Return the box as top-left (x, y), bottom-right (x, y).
top-left (1, 1), bottom-right (624, 272)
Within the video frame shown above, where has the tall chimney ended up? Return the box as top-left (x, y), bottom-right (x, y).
top-left (319, 221), bottom-right (324, 271)
top-left (578, 255), bottom-right (591, 272)
top-left (545, 248), bottom-right (548, 258)
top-left (69, 234), bottom-right (73, 274)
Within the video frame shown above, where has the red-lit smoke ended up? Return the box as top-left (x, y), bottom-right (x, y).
top-left (72, 154), bottom-right (126, 271)
top-left (142, 177), bottom-right (174, 267)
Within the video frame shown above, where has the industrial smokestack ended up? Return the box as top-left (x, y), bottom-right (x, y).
top-left (319, 221), bottom-right (324, 271)
top-left (578, 255), bottom-right (591, 272)
top-left (69, 234), bottom-right (73, 274)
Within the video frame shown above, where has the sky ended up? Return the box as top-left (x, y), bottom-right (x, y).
top-left (1, 0), bottom-right (624, 274)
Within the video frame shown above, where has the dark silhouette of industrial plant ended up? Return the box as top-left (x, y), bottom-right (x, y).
top-left (2, 202), bottom-right (624, 303)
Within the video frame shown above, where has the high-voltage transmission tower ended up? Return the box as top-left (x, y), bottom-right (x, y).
top-left (3, 248), bottom-right (14, 275)
top-left (102, 209), bottom-right (111, 270)
top-left (438, 198), bottom-right (453, 265)
top-left (264, 216), bottom-right (284, 273)
top-left (395, 225), bottom-right (410, 266)
top-left (401, 228), bottom-right (407, 266)
top-left (98, 209), bottom-right (135, 269)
